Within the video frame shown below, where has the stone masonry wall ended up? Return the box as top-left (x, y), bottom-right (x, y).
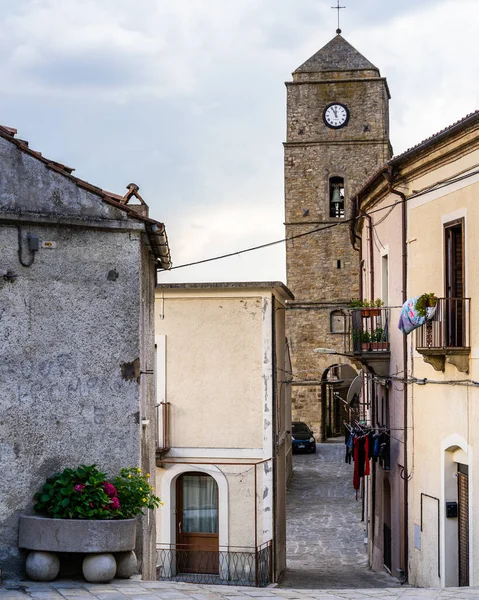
top-left (284, 65), bottom-right (391, 439)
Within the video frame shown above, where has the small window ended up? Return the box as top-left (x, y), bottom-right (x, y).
top-left (330, 310), bottom-right (345, 333)
top-left (329, 176), bottom-right (345, 219)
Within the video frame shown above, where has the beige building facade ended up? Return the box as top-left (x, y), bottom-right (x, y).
top-left (154, 282), bottom-right (293, 586)
top-left (353, 111), bottom-right (479, 586)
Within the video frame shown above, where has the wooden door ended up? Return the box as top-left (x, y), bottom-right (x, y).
top-left (445, 220), bottom-right (464, 347)
top-left (176, 473), bottom-right (219, 574)
top-left (458, 465), bottom-right (469, 587)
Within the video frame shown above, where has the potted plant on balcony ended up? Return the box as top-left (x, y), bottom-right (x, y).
top-left (349, 298), bottom-right (384, 317)
top-left (352, 328), bottom-right (372, 351)
top-left (19, 464), bottom-right (162, 583)
top-left (415, 292), bottom-right (438, 318)
top-left (370, 326), bottom-right (388, 351)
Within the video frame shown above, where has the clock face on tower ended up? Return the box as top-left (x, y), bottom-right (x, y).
top-left (323, 103), bottom-right (350, 129)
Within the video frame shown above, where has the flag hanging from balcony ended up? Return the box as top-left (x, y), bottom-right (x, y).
top-left (398, 296), bottom-right (437, 335)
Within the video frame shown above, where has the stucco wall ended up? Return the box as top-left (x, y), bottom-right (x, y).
top-left (0, 134), bottom-right (158, 578)
top-left (407, 169), bottom-right (479, 587)
top-left (360, 195), bottom-right (406, 575)
top-left (155, 295), bottom-right (264, 450)
top-left (156, 462), bottom-right (269, 550)
top-left (139, 242), bottom-right (158, 579)
top-left (0, 223), bottom-right (145, 577)
top-left (154, 286), bottom-right (290, 580)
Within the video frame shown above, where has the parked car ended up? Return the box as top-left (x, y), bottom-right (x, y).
top-left (291, 421), bottom-right (316, 453)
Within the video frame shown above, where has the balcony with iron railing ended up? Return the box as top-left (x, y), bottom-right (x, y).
top-left (343, 307), bottom-right (391, 376)
top-left (416, 297), bottom-right (471, 373)
top-left (156, 541), bottom-right (272, 587)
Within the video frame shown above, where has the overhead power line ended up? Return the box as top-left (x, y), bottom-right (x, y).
top-left (164, 168), bottom-right (479, 272)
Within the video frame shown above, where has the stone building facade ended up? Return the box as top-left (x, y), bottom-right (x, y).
top-left (0, 124), bottom-right (171, 579)
top-left (284, 34), bottom-right (392, 439)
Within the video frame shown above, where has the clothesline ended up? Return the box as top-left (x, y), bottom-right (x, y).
top-left (344, 421), bottom-right (390, 500)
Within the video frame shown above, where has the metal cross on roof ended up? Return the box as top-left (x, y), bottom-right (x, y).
top-left (331, 0), bottom-right (346, 34)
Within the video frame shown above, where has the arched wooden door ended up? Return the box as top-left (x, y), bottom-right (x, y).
top-left (176, 472), bottom-right (219, 574)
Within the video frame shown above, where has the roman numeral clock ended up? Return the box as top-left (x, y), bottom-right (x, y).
top-left (323, 102), bottom-right (350, 129)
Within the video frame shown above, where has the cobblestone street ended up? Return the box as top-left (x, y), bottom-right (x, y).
top-left (4, 445), bottom-right (479, 599)
top-left (3, 577), bottom-right (479, 600)
top-left (280, 441), bottom-right (400, 589)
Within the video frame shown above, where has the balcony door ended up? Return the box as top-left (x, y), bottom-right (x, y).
top-left (176, 473), bottom-right (219, 574)
top-left (444, 220), bottom-right (464, 347)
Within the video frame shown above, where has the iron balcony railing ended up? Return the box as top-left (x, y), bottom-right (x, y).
top-left (416, 298), bottom-right (471, 350)
top-left (345, 307), bottom-right (391, 354)
top-left (155, 401), bottom-right (171, 454)
top-left (156, 542), bottom-right (272, 587)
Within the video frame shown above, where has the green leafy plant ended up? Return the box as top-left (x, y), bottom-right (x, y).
top-left (348, 298), bottom-right (363, 309)
top-left (352, 329), bottom-right (371, 343)
top-left (33, 464), bottom-right (162, 520)
top-left (415, 293), bottom-right (438, 318)
top-left (113, 467), bottom-right (162, 518)
top-left (33, 465), bottom-right (119, 519)
top-left (352, 327), bottom-right (386, 345)
top-left (371, 327), bottom-right (384, 342)
top-left (348, 298), bottom-right (384, 309)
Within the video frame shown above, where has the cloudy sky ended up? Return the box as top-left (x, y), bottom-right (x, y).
top-left (1, 0), bottom-right (477, 283)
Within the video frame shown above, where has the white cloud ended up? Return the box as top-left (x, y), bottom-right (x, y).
top-left (352, 0), bottom-right (479, 154)
top-left (159, 199), bottom-right (286, 283)
top-left (0, 0), bottom-right (477, 284)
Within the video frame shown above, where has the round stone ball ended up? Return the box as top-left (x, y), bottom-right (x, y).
top-left (82, 553), bottom-right (117, 583)
top-left (115, 551), bottom-right (138, 578)
top-left (26, 551), bottom-right (60, 581)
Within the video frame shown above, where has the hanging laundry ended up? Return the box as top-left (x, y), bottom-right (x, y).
top-left (364, 435), bottom-right (370, 476)
top-left (353, 436), bottom-right (360, 495)
top-left (398, 296), bottom-right (437, 335)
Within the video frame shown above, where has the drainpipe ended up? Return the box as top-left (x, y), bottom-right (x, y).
top-left (366, 214), bottom-right (374, 301)
top-left (271, 295), bottom-right (277, 582)
top-left (387, 166), bottom-right (409, 581)
top-left (351, 195), bottom-right (363, 299)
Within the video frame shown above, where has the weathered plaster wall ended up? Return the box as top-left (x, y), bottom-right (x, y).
top-left (0, 136), bottom-right (156, 578)
top-left (155, 295), bottom-right (264, 449)
top-left (139, 242), bottom-right (158, 580)
top-left (0, 137), bottom-right (130, 224)
top-left (154, 285), bottom-right (291, 581)
top-left (0, 224), bottom-right (144, 577)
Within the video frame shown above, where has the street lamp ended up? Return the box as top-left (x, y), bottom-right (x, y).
top-left (314, 347), bottom-right (349, 357)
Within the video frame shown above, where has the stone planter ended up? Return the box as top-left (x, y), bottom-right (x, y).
top-left (19, 515), bottom-right (137, 582)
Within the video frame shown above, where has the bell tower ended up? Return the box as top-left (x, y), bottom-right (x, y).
top-left (284, 33), bottom-right (391, 439)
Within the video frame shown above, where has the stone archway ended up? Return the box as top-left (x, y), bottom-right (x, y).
top-left (321, 363), bottom-right (358, 440)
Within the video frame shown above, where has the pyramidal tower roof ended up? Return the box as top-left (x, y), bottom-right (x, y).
top-left (295, 34), bottom-right (379, 74)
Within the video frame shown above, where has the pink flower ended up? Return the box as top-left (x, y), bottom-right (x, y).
top-left (89, 502), bottom-right (94, 508)
top-left (74, 483), bottom-right (85, 493)
top-left (110, 497), bottom-right (121, 511)
top-left (103, 482), bottom-right (117, 498)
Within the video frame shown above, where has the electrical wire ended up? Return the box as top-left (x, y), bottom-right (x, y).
top-left (167, 220), bottom-right (340, 271)
top-left (163, 167), bottom-right (479, 272)
top-left (17, 226), bottom-right (36, 267)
